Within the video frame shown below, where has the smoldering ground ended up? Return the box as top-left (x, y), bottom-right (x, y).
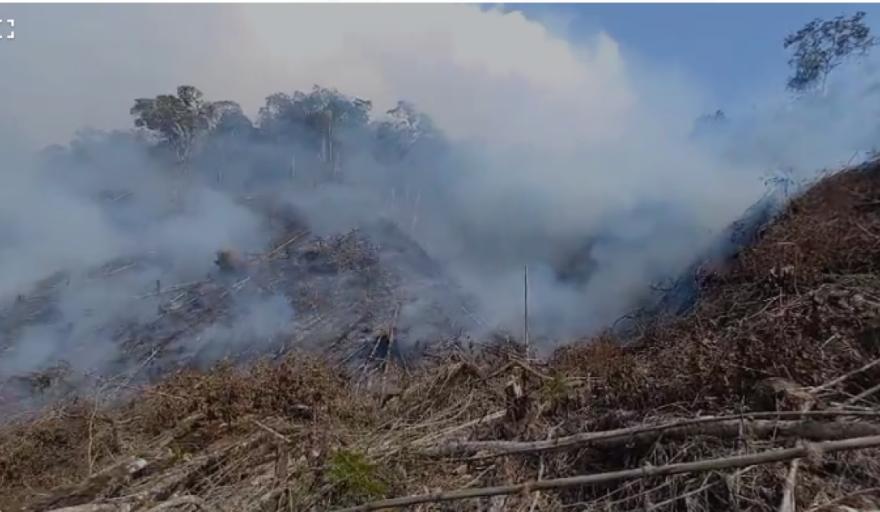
top-left (2, 5), bottom-right (880, 396)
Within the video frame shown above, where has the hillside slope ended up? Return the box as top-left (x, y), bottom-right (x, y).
top-left (3, 161), bottom-right (880, 511)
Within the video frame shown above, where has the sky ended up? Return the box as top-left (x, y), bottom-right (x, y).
top-left (1, 3), bottom-right (878, 148)
top-left (519, 4), bottom-right (880, 108)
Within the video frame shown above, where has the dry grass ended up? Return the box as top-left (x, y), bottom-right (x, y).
top-left (4, 162), bottom-right (880, 511)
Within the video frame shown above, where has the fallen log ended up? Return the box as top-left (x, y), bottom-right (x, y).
top-left (334, 434), bottom-right (880, 512)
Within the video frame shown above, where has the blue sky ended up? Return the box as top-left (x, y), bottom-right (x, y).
top-left (518, 4), bottom-right (880, 109)
top-left (4, 4), bottom-right (880, 148)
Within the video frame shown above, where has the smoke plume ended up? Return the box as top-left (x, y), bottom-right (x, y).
top-left (1, 4), bottom-right (879, 390)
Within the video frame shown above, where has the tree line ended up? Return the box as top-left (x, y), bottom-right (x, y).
top-left (75, 11), bottom-right (880, 182)
top-left (127, 84), bottom-right (446, 185)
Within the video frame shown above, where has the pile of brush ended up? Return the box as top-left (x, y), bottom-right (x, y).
top-left (3, 161), bottom-right (880, 512)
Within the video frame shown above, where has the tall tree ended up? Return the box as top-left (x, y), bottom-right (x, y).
top-left (130, 85), bottom-right (218, 164)
top-left (258, 86), bottom-right (371, 141)
top-left (210, 101), bottom-right (253, 138)
top-left (257, 86), bottom-right (372, 178)
top-left (784, 11), bottom-right (875, 92)
top-left (374, 101), bottom-right (443, 163)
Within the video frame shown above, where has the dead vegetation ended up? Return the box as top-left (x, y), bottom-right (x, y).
top-left (0, 214), bottom-right (472, 418)
top-left (4, 161), bottom-right (880, 511)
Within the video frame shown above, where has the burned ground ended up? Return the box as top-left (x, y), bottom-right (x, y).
top-left (0, 205), bottom-right (477, 417)
top-left (3, 161), bottom-right (880, 511)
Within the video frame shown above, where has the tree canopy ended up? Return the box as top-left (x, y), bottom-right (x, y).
top-left (210, 100), bottom-right (253, 138)
top-left (374, 101), bottom-right (443, 162)
top-left (130, 85), bottom-right (220, 163)
top-left (126, 83), bottom-right (445, 184)
top-left (257, 85), bottom-right (372, 144)
top-left (784, 11), bottom-right (875, 92)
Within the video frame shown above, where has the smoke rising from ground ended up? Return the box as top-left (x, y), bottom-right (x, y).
top-left (1, 4), bottom-right (880, 387)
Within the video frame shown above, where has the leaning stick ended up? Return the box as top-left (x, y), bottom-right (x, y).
top-left (845, 381), bottom-right (880, 405)
top-left (333, 435), bottom-right (880, 512)
top-left (811, 355), bottom-right (880, 394)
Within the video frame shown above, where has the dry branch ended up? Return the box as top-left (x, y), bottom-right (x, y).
top-left (422, 411), bottom-right (880, 458)
top-left (811, 356), bottom-right (880, 394)
top-left (265, 231), bottom-right (308, 260)
top-left (805, 486), bottom-right (880, 511)
top-left (33, 457), bottom-right (149, 511)
top-left (779, 398), bottom-right (817, 512)
top-left (334, 435), bottom-right (880, 512)
top-left (143, 496), bottom-right (211, 512)
top-left (155, 414), bottom-right (205, 450)
top-left (778, 452), bottom-right (801, 512)
top-left (46, 505), bottom-right (129, 512)
top-left (845, 381), bottom-right (880, 405)
top-left (410, 409), bottom-right (506, 447)
top-left (251, 418), bottom-right (292, 444)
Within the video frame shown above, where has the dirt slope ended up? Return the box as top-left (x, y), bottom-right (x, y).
top-left (3, 161), bottom-right (880, 512)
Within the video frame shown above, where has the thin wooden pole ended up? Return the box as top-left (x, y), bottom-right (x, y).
top-left (523, 265), bottom-right (530, 356)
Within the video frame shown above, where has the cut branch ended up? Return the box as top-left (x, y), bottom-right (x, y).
top-left (422, 411), bottom-right (880, 458)
top-left (46, 505), bottom-right (128, 512)
top-left (143, 495), bottom-right (212, 512)
top-left (811, 355), bottom-right (880, 394)
top-left (334, 435), bottom-right (880, 512)
top-left (34, 457), bottom-right (149, 511)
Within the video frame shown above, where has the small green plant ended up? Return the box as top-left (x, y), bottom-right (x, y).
top-left (542, 373), bottom-right (572, 404)
top-left (327, 450), bottom-right (387, 502)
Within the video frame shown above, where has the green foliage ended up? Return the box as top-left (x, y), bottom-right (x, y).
top-left (128, 83), bottom-right (446, 179)
top-left (257, 85), bottom-right (372, 143)
top-left (210, 100), bottom-right (253, 138)
top-left (541, 373), bottom-right (572, 403)
top-left (327, 449), bottom-right (387, 502)
top-left (784, 11), bottom-right (875, 92)
top-left (130, 85), bottom-right (219, 162)
top-left (374, 101), bottom-right (442, 163)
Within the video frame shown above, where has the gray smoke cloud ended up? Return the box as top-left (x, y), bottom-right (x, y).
top-left (0, 135), bottom-right (284, 384)
top-left (1, 4), bottom-right (879, 392)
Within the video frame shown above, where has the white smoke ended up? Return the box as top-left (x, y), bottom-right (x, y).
top-left (0, 3), bottom-right (878, 380)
